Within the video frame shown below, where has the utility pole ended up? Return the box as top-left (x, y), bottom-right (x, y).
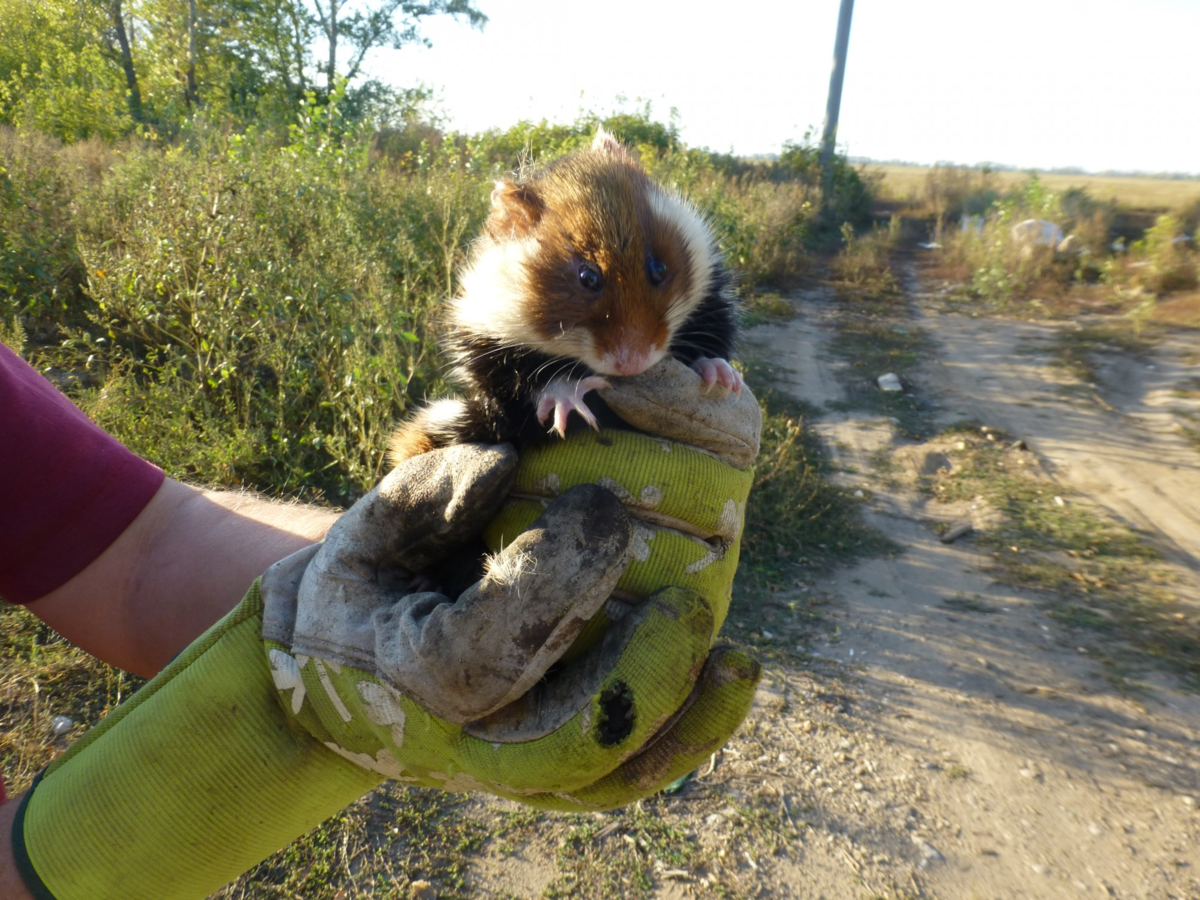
top-left (820, 0), bottom-right (855, 215)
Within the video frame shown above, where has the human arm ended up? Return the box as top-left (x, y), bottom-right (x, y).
top-left (30, 479), bottom-right (338, 678)
top-left (1, 340), bottom-right (339, 677)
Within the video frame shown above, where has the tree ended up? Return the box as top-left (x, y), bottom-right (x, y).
top-left (0, 0), bottom-right (488, 139)
top-left (0, 0), bottom-right (131, 140)
top-left (99, 0), bottom-right (144, 121)
top-left (311, 0), bottom-right (486, 95)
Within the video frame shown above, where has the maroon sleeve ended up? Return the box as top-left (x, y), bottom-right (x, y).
top-left (0, 343), bottom-right (165, 604)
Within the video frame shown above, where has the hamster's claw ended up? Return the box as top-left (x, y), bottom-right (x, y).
top-left (536, 375), bottom-right (612, 438)
top-left (692, 357), bottom-right (743, 395)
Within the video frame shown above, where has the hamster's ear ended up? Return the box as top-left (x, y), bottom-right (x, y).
top-left (592, 126), bottom-right (631, 160)
top-left (487, 180), bottom-right (544, 238)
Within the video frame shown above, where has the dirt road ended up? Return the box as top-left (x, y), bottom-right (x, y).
top-left (730, 276), bottom-right (1200, 899)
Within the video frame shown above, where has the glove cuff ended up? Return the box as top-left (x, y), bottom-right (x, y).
top-left (14, 581), bottom-right (382, 900)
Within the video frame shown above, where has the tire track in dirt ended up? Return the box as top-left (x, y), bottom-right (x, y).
top-left (917, 300), bottom-right (1200, 573)
top-left (740, 281), bottom-right (1200, 900)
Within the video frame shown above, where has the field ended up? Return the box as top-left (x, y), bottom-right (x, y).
top-left (3, 95), bottom-right (1200, 900)
top-left (869, 162), bottom-right (1200, 214)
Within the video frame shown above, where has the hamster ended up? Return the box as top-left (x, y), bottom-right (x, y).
top-left (388, 127), bottom-right (742, 463)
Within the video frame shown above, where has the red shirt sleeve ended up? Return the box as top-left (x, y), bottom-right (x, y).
top-left (0, 343), bottom-right (164, 604)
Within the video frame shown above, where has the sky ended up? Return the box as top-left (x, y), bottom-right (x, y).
top-left (368, 0), bottom-right (1200, 175)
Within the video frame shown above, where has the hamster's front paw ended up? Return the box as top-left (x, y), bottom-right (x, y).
top-left (536, 375), bottom-right (612, 437)
top-left (691, 357), bottom-right (743, 395)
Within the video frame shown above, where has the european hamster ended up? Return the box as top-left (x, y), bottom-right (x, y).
top-left (389, 128), bottom-right (741, 462)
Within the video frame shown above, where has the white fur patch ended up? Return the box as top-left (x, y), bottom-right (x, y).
top-left (453, 239), bottom-right (544, 348)
top-left (419, 398), bottom-right (468, 443)
top-left (649, 187), bottom-right (716, 328)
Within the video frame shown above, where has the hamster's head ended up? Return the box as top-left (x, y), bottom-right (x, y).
top-left (452, 128), bottom-right (719, 377)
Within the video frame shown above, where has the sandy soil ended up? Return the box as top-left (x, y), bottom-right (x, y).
top-left (725, 275), bottom-right (1200, 899)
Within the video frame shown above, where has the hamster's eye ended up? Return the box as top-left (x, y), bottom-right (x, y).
top-left (646, 254), bottom-right (668, 286)
top-left (578, 263), bottom-right (603, 291)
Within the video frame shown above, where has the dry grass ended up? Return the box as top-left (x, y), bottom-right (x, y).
top-left (1152, 292), bottom-right (1200, 328)
top-left (871, 164), bottom-right (1200, 215)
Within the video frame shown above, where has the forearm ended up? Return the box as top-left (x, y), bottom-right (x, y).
top-left (1, 796), bottom-right (34, 900)
top-left (28, 479), bottom-right (339, 677)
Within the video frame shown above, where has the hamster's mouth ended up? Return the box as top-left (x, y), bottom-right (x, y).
top-left (594, 347), bottom-right (664, 377)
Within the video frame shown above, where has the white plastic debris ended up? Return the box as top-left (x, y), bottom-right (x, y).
top-left (877, 373), bottom-right (903, 392)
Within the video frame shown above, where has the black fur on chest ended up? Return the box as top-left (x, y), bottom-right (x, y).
top-left (447, 336), bottom-right (580, 447)
top-left (668, 262), bottom-right (738, 364)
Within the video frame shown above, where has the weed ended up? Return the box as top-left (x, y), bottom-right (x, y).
top-left (740, 290), bottom-right (797, 326)
top-left (944, 765), bottom-right (970, 780)
top-left (548, 804), bottom-right (701, 899)
top-left (832, 222), bottom-right (899, 297)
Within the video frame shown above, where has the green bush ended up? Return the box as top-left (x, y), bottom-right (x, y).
top-left (0, 0), bottom-right (131, 142)
top-left (934, 175), bottom-right (1072, 305)
top-left (1134, 214), bottom-right (1197, 293)
top-left (779, 132), bottom-right (873, 229)
top-left (5, 115), bottom-right (488, 502)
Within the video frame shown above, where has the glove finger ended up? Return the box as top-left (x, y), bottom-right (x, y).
top-left (372, 484), bottom-right (631, 722)
top-left (532, 645), bottom-right (762, 811)
top-left (446, 586), bottom-right (713, 794)
top-left (600, 357), bottom-right (762, 469)
top-left (329, 443), bottom-right (518, 576)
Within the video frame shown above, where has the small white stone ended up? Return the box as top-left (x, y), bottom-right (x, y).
top-left (50, 715), bottom-right (74, 736)
top-left (912, 837), bottom-right (943, 861)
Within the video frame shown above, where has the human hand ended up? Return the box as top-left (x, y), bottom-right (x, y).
top-left (484, 356), bottom-right (763, 643)
top-left (260, 441), bottom-right (760, 809)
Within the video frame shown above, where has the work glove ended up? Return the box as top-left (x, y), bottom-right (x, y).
top-left (484, 356), bottom-right (764, 655)
top-left (13, 357), bottom-right (763, 900)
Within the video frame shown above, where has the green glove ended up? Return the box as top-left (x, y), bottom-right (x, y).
top-left (15, 429), bottom-right (760, 900)
top-left (485, 356), bottom-right (763, 657)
